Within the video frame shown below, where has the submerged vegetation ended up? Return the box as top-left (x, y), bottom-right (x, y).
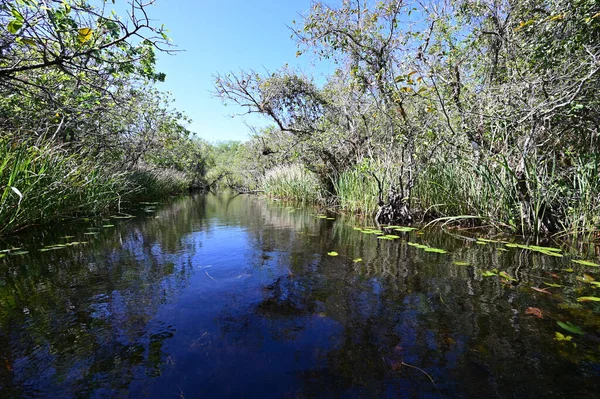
top-left (213, 0), bottom-right (600, 238)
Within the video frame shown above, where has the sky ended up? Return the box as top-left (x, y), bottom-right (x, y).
top-left (142, 0), bottom-right (335, 142)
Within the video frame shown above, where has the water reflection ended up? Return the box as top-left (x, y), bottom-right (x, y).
top-left (0, 193), bottom-right (599, 398)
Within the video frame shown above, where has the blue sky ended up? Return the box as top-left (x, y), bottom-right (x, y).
top-left (144, 0), bottom-right (334, 142)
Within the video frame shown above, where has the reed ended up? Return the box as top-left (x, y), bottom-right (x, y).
top-left (332, 168), bottom-right (379, 215)
top-left (0, 137), bottom-right (191, 235)
top-left (0, 137), bottom-right (130, 234)
top-left (262, 164), bottom-right (324, 203)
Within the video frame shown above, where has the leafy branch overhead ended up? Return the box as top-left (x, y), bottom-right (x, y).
top-left (0, 0), bottom-right (173, 82)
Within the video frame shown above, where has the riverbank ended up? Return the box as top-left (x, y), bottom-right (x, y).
top-left (258, 163), bottom-right (600, 241)
top-left (0, 138), bottom-right (191, 236)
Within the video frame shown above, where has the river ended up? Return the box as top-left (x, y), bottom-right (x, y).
top-left (0, 193), bottom-right (599, 398)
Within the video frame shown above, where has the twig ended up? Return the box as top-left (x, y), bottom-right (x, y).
top-left (401, 362), bottom-right (441, 395)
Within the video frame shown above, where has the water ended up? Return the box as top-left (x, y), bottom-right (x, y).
top-left (0, 193), bottom-right (599, 398)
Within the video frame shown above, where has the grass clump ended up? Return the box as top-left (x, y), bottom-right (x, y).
top-left (333, 168), bottom-right (379, 215)
top-left (263, 164), bottom-right (325, 203)
top-left (0, 138), bottom-right (131, 234)
top-left (0, 137), bottom-right (192, 235)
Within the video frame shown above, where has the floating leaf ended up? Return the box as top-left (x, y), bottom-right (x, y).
top-left (393, 226), bottom-right (416, 232)
top-left (326, 217), bottom-right (335, 220)
top-left (572, 260), bottom-right (600, 267)
top-left (477, 238), bottom-right (499, 243)
top-left (83, 232), bottom-right (98, 235)
top-left (453, 261), bottom-right (470, 266)
top-left (543, 282), bottom-right (563, 288)
top-left (407, 242), bottom-right (428, 249)
top-left (111, 214), bottom-right (134, 219)
top-left (537, 250), bottom-right (563, 257)
top-left (577, 296), bottom-right (600, 302)
top-left (557, 321), bottom-right (585, 335)
top-left (579, 274), bottom-right (596, 283)
top-left (353, 258), bottom-right (363, 263)
top-left (384, 235), bottom-right (400, 239)
top-left (327, 251), bottom-right (339, 256)
top-left (555, 332), bottom-right (572, 342)
top-left (499, 271), bottom-right (516, 281)
top-left (481, 270), bottom-right (498, 277)
top-left (525, 307), bottom-right (543, 319)
top-left (424, 247), bottom-right (447, 254)
top-left (529, 245), bottom-right (562, 252)
top-left (531, 287), bottom-right (551, 294)
top-left (102, 224), bottom-right (114, 228)
top-left (562, 268), bottom-right (574, 273)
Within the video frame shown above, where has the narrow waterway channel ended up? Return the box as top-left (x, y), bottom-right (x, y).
top-left (0, 193), bottom-right (599, 398)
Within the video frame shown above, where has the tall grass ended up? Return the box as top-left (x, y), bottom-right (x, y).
top-left (413, 154), bottom-right (600, 236)
top-left (262, 164), bottom-right (325, 203)
top-left (0, 137), bottom-right (192, 235)
top-left (127, 166), bottom-right (189, 200)
top-left (0, 137), bottom-right (131, 234)
top-left (333, 168), bottom-right (379, 215)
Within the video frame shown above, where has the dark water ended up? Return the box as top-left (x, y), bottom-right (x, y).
top-left (1, 193), bottom-right (599, 398)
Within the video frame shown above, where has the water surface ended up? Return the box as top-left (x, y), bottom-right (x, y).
top-left (1, 193), bottom-right (599, 398)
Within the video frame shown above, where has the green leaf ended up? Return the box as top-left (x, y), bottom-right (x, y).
top-left (7, 19), bottom-right (23, 34)
top-left (543, 282), bottom-right (563, 288)
top-left (577, 296), bottom-right (600, 302)
top-left (327, 251), bottom-right (338, 256)
top-left (572, 259), bottom-right (600, 267)
top-left (481, 270), bottom-right (498, 277)
top-left (557, 321), bottom-right (585, 335)
top-left (353, 258), bottom-right (362, 263)
top-left (424, 247), bottom-right (447, 254)
top-left (499, 271), bottom-right (516, 281)
top-left (77, 27), bottom-right (93, 44)
top-left (555, 332), bottom-right (573, 342)
top-left (453, 261), bottom-right (470, 266)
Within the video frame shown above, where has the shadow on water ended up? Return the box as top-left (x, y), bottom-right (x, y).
top-left (0, 192), bottom-right (599, 398)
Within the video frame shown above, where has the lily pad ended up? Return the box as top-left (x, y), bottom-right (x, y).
top-left (555, 332), bottom-right (573, 342)
top-left (543, 282), bottom-right (563, 288)
top-left (327, 251), bottom-right (339, 256)
top-left (111, 214), bottom-right (134, 219)
top-left (481, 270), bottom-right (498, 277)
top-left (453, 261), bottom-right (470, 266)
top-left (477, 238), bottom-right (500, 243)
top-left (577, 296), bottom-right (600, 302)
top-left (353, 258), bottom-right (363, 263)
top-left (407, 242), bottom-right (429, 249)
top-left (424, 247), bottom-right (448, 254)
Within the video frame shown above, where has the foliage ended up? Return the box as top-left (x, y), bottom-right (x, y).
top-left (0, 0), bottom-right (211, 235)
top-left (262, 164), bottom-right (325, 203)
top-left (214, 0), bottom-right (600, 237)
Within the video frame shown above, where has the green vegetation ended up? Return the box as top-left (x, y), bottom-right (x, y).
top-left (213, 0), bottom-right (600, 238)
top-left (263, 164), bottom-right (324, 203)
top-left (0, 0), bottom-right (212, 235)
